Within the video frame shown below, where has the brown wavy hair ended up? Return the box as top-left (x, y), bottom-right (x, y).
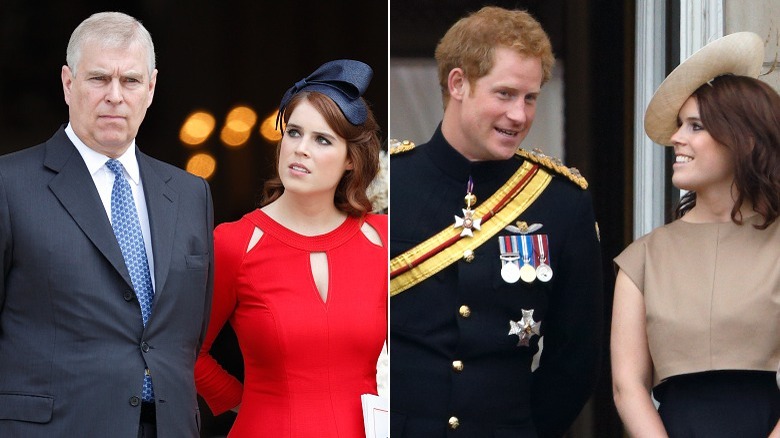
top-left (675, 75), bottom-right (780, 229)
top-left (260, 91), bottom-right (381, 217)
top-left (434, 6), bottom-right (555, 108)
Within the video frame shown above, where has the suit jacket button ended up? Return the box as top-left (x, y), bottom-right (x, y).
top-left (448, 416), bottom-right (460, 430)
top-left (129, 396), bottom-right (140, 407)
top-left (123, 290), bottom-right (134, 301)
top-left (458, 305), bottom-right (471, 318)
top-left (141, 342), bottom-right (150, 353)
top-left (452, 360), bottom-right (464, 372)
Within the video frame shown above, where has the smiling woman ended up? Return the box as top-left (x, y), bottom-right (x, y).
top-left (668, 97), bottom-right (735, 199)
top-left (612, 32), bottom-right (780, 438)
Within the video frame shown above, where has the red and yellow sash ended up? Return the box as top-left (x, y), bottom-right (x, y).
top-left (390, 161), bottom-right (553, 296)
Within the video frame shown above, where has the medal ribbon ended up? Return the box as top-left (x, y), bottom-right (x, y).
top-left (519, 235), bottom-right (534, 267)
top-left (499, 235), bottom-right (520, 267)
top-left (531, 234), bottom-right (550, 266)
top-left (466, 177), bottom-right (474, 206)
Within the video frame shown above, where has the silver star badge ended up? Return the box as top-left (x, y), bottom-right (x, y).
top-left (508, 309), bottom-right (541, 347)
top-left (454, 209), bottom-right (482, 237)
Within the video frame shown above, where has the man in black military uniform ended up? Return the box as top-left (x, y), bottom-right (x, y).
top-left (390, 6), bottom-right (603, 437)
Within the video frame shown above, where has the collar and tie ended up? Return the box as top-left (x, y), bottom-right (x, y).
top-left (106, 159), bottom-right (155, 402)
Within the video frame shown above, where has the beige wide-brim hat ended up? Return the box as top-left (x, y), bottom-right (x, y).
top-left (644, 31), bottom-right (765, 146)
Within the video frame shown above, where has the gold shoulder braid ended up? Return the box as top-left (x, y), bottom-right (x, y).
top-left (515, 148), bottom-right (588, 190)
top-left (389, 139), bottom-right (416, 155)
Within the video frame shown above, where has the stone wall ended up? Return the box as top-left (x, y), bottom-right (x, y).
top-left (726, 0), bottom-right (780, 90)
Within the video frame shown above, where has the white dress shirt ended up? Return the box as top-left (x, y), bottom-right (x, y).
top-left (65, 123), bottom-right (156, 290)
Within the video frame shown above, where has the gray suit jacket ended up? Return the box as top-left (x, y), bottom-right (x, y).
top-left (0, 127), bottom-right (214, 437)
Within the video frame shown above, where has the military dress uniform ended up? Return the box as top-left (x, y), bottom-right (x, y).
top-left (390, 127), bottom-right (603, 437)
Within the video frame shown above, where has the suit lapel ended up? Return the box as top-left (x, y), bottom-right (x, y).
top-left (44, 129), bottom-right (134, 289)
top-left (137, 150), bottom-right (178, 299)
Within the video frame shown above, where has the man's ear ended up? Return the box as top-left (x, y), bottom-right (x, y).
top-left (62, 65), bottom-right (73, 105)
top-left (447, 68), bottom-right (468, 102)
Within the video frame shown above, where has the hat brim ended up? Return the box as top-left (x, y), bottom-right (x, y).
top-left (644, 32), bottom-right (765, 146)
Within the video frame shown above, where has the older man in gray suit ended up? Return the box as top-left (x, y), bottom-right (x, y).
top-left (0, 12), bottom-right (213, 438)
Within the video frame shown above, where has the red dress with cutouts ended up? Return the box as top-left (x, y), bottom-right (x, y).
top-left (195, 210), bottom-right (387, 437)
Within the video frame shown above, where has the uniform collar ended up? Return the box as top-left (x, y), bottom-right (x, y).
top-left (423, 124), bottom-right (518, 184)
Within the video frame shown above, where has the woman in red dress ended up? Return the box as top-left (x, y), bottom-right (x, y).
top-left (195, 60), bottom-right (387, 437)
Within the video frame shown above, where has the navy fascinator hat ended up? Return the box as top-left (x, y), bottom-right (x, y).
top-left (276, 59), bottom-right (373, 130)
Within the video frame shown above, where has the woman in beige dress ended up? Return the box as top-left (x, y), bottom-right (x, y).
top-left (611, 32), bottom-right (780, 437)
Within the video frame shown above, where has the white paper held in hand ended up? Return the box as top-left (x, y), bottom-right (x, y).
top-left (361, 393), bottom-right (389, 438)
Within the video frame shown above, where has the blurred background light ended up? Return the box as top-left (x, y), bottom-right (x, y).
top-left (179, 111), bottom-right (216, 146)
top-left (186, 152), bottom-right (217, 179)
top-left (220, 105), bottom-right (257, 147)
top-left (259, 110), bottom-right (282, 143)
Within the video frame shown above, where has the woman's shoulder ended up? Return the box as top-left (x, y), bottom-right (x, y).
top-left (617, 220), bottom-right (685, 262)
top-left (364, 212), bottom-right (387, 225)
top-left (214, 210), bottom-right (261, 250)
top-left (363, 213), bottom-right (388, 232)
top-left (360, 213), bottom-right (388, 247)
top-left (634, 219), bottom-right (687, 245)
top-left (215, 211), bottom-right (257, 233)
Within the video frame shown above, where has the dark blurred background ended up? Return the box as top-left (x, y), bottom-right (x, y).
top-left (0, 2), bottom-right (387, 436)
top-left (0, 0), bottom-right (388, 225)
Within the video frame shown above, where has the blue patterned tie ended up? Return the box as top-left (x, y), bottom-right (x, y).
top-left (106, 159), bottom-right (155, 402)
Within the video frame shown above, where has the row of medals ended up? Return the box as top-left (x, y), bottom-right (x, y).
top-left (454, 181), bottom-right (553, 284)
top-left (501, 252), bottom-right (553, 284)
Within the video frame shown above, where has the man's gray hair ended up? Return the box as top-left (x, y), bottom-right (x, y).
top-left (66, 12), bottom-right (155, 77)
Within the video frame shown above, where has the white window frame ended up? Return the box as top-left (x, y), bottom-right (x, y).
top-left (633, 0), bottom-right (722, 239)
